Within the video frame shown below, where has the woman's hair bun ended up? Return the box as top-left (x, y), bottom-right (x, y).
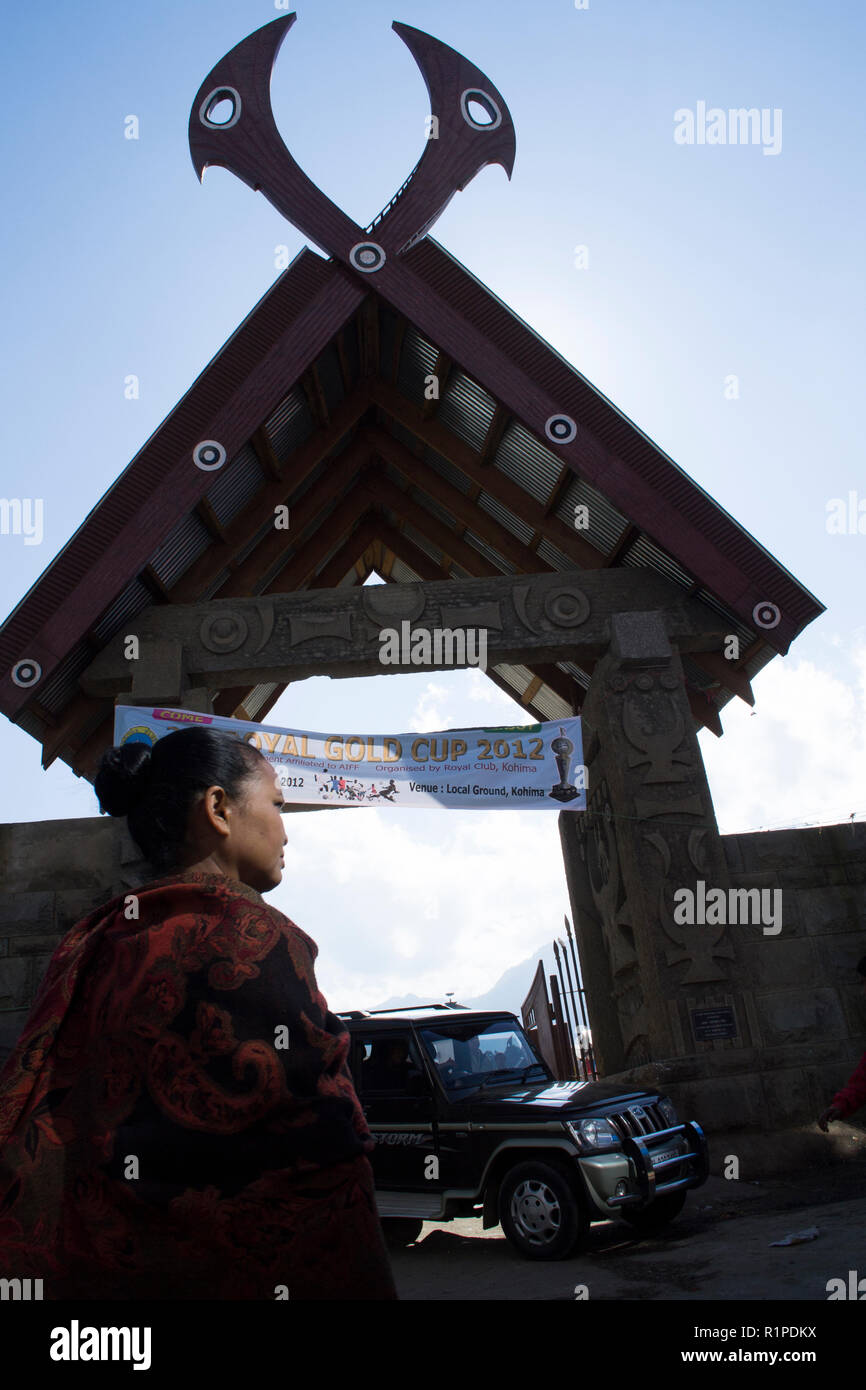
top-left (94, 742), bottom-right (154, 817)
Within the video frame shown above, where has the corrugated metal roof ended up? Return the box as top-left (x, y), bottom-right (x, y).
top-left (557, 659), bottom-right (593, 688)
top-left (389, 556), bottom-right (423, 583)
top-left (205, 443), bottom-right (266, 527)
top-left (407, 487), bottom-right (458, 531)
top-left (265, 389), bottom-right (314, 463)
top-left (397, 325), bottom-right (438, 405)
top-left (463, 532), bottom-right (515, 573)
top-left (493, 662), bottom-right (535, 687)
top-left (553, 474), bottom-right (629, 554)
top-left (89, 577), bottom-right (154, 645)
top-left (492, 421), bottom-right (562, 503)
top-left (398, 520), bottom-right (445, 567)
top-left (0, 226), bottom-right (825, 769)
top-left (476, 491), bottom-right (536, 546)
top-left (536, 538), bottom-right (580, 572)
top-left (36, 638), bottom-right (94, 716)
top-left (244, 683), bottom-right (279, 718)
top-left (693, 587), bottom-right (756, 648)
top-left (621, 533), bottom-right (694, 590)
top-left (420, 443), bottom-right (474, 495)
top-left (681, 654), bottom-right (718, 690)
top-left (532, 684), bottom-right (575, 720)
top-left (436, 370), bottom-right (497, 452)
top-left (150, 511), bottom-right (213, 589)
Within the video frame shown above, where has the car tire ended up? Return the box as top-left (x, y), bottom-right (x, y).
top-left (498, 1159), bottom-right (588, 1260)
top-left (380, 1217), bottom-right (424, 1247)
top-left (621, 1189), bottom-right (687, 1231)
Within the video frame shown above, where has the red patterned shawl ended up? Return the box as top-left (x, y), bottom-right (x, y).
top-left (0, 870), bottom-right (395, 1300)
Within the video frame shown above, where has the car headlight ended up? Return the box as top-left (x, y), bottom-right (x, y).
top-left (658, 1096), bottom-right (678, 1126)
top-left (567, 1117), bottom-right (620, 1151)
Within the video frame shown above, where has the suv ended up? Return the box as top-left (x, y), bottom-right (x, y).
top-left (340, 1004), bottom-right (708, 1260)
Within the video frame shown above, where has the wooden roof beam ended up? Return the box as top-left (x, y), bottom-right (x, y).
top-left (604, 522), bottom-right (638, 567)
top-left (140, 564), bottom-right (174, 602)
top-left (312, 514), bottom-right (381, 590)
top-left (365, 427), bottom-right (554, 576)
top-left (543, 464), bottom-right (574, 519)
top-left (370, 470), bottom-right (515, 578)
top-left (262, 485), bottom-right (379, 595)
top-left (688, 649), bottom-right (755, 707)
top-left (250, 425), bottom-right (283, 481)
top-left (169, 381), bottom-right (375, 604)
top-left (366, 382), bottom-right (606, 570)
top-left (375, 516), bottom-right (461, 583)
top-left (478, 404), bottom-right (509, 467)
top-left (301, 364), bottom-right (330, 429)
top-left (687, 686), bottom-right (724, 738)
top-left (212, 438), bottom-right (375, 600)
top-left (422, 350), bottom-right (452, 419)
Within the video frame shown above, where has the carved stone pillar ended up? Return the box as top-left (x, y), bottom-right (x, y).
top-left (560, 611), bottom-right (755, 1079)
top-left (115, 635), bottom-right (214, 720)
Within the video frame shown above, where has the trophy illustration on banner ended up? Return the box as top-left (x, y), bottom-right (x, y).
top-left (548, 725), bottom-right (580, 803)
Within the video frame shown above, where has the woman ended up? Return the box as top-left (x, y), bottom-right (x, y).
top-left (0, 727), bottom-right (397, 1300)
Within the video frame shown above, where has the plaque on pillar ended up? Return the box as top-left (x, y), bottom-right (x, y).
top-left (690, 1005), bottom-right (738, 1043)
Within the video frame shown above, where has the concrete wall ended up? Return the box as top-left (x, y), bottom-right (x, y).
top-left (0, 817), bottom-right (150, 1068)
top-left (717, 821), bottom-right (866, 1144)
top-left (595, 821), bottom-right (866, 1173)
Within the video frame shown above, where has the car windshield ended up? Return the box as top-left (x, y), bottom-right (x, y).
top-left (418, 1019), bottom-right (549, 1092)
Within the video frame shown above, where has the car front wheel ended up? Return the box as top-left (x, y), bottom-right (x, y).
top-left (498, 1159), bottom-right (588, 1260)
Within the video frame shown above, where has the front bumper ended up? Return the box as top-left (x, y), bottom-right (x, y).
top-left (577, 1120), bottom-right (709, 1213)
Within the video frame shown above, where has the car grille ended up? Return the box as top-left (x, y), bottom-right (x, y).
top-left (607, 1102), bottom-right (668, 1139)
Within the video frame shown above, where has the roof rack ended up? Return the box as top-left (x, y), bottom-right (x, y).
top-left (336, 1002), bottom-right (470, 1019)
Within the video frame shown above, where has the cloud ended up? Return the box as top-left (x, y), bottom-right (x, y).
top-left (701, 642), bottom-right (866, 833)
top-left (271, 799), bottom-right (571, 1014)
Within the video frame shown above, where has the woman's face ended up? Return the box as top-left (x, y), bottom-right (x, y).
top-left (188, 757), bottom-right (288, 893)
top-left (229, 759), bottom-right (288, 892)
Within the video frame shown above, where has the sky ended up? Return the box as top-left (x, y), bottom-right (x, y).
top-left (0, 0), bottom-right (864, 1016)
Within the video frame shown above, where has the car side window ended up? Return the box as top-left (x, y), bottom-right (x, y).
top-left (356, 1032), bottom-right (428, 1096)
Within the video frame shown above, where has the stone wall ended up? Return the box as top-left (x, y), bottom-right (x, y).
top-left (0, 817), bottom-right (150, 1068)
top-left (719, 820), bottom-right (866, 1126)
top-left (575, 820), bottom-right (866, 1174)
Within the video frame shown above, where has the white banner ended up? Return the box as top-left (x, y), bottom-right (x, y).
top-left (113, 706), bottom-right (586, 811)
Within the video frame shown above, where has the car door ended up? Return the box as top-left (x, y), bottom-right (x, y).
top-left (351, 1029), bottom-right (440, 1191)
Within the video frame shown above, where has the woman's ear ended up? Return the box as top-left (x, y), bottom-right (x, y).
top-left (200, 785), bottom-right (232, 839)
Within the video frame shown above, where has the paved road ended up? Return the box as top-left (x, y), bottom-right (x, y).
top-left (386, 1162), bottom-right (866, 1301)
